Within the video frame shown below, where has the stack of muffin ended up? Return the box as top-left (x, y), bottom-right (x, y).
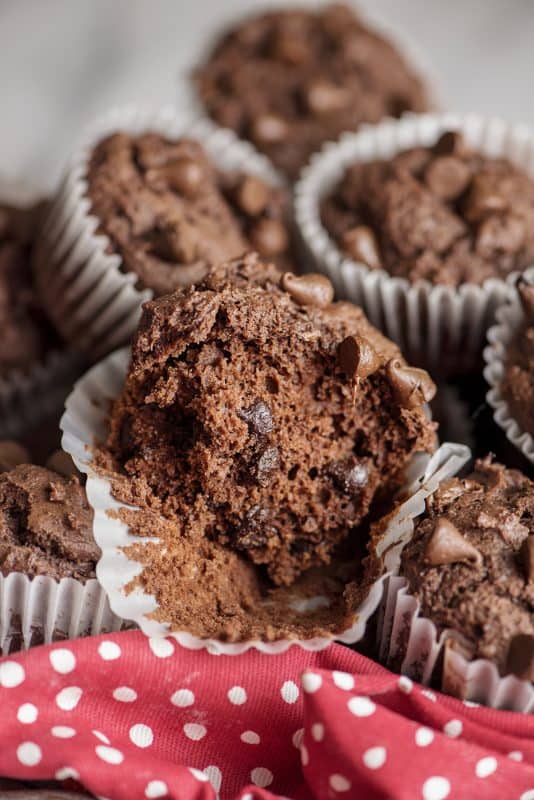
top-left (1, 3), bottom-right (533, 709)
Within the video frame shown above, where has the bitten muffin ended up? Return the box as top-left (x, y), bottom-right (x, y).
top-left (321, 131), bottom-right (534, 286)
top-left (193, 4), bottom-right (429, 179)
top-left (104, 253), bottom-right (436, 590)
top-left (87, 132), bottom-right (294, 296)
top-left (400, 458), bottom-right (534, 680)
top-left (502, 278), bottom-right (534, 436)
top-left (0, 442), bottom-right (98, 582)
top-left (0, 202), bottom-right (56, 375)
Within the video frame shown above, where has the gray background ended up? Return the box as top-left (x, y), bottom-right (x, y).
top-left (1, 0), bottom-right (533, 190)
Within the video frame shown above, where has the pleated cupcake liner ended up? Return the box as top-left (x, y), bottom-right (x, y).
top-left (483, 267), bottom-right (534, 465)
top-left (60, 346), bottom-right (467, 655)
top-left (33, 105), bottom-right (285, 361)
top-left (294, 112), bottom-right (533, 377)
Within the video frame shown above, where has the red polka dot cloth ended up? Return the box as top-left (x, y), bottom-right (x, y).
top-left (0, 631), bottom-right (534, 799)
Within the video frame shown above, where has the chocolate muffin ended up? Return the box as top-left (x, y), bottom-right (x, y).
top-left (502, 279), bottom-right (534, 436)
top-left (400, 458), bottom-right (534, 680)
top-left (104, 253), bottom-right (436, 589)
top-left (0, 443), bottom-right (98, 582)
top-left (87, 132), bottom-right (293, 296)
top-left (0, 202), bottom-right (56, 375)
top-left (194, 4), bottom-right (429, 179)
top-left (321, 131), bottom-right (534, 286)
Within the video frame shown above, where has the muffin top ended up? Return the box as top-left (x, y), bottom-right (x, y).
top-left (105, 253), bottom-right (435, 588)
top-left (0, 443), bottom-right (98, 582)
top-left (321, 131), bottom-right (534, 286)
top-left (400, 458), bottom-right (534, 679)
top-left (87, 132), bottom-right (293, 296)
top-left (0, 202), bottom-right (56, 376)
top-left (194, 3), bottom-right (428, 179)
top-left (503, 279), bottom-right (534, 436)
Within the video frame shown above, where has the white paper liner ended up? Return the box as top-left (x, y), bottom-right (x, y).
top-left (60, 346), bottom-right (467, 655)
top-left (33, 105), bottom-right (285, 361)
top-left (0, 572), bottom-right (123, 654)
top-left (294, 112), bottom-right (534, 376)
top-left (377, 486), bottom-right (534, 712)
top-left (483, 266), bottom-right (534, 465)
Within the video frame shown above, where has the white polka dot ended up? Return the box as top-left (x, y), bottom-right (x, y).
top-left (98, 641), bottom-right (121, 661)
top-left (17, 703), bottom-right (38, 724)
top-left (242, 795), bottom-right (253, 800)
top-left (300, 744), bottom-right (309, 766)
top-left (52, 726), bottom-right (76, 739)
top-left (49, 648), bottom-right (76, 674)
top-left (292, 728), bottom-right (304, 748)
top-left (302, 672), bottom-right (322, 694)
top-left (93, 730), bottom-right (110, 744)
top-left (281, 680), bottom-right (299, 704)
top-left (204, 766), bottom-right (222, 793)
top-left (241, 730), bottom-right (260, 745)
top-left (329, 774), bottom-right (351, 792)
top-left (171, 688), bottom-right (194, 707)
top-left (17, 742), bottom-right (41, 766)
top-left (55, 686), bottom-right (82, 711)
top-left (148, 637), bottom-right (174, 658)
top-left (0, 661), bottom-right (25, 688)
top-left (443, 719), bottom-right (463, 738)
top-left (251, 767), bottom-right (273, 788)
top-left (130, 723), bottom-right (154, 748)
top-left (508, 751), bottom-right (523, 762)
top-left (113, 687), bottom-right (137, 703)
top-left (421, 689), bottom-right (437, 702)
top-left (332, 671), bottom-right (355, 691)
top-left (184, 723), bottom-right (206, 741)
top-left (95, 745), bottom-right (124, 765)
top-left (145, 780), bottom-right (167, 798)
top-left (520, 792), bottom-right (534, 800)
top-left (311, 723), bottom-right (324, 742)
top-left (363, 746), bottom-right (387, 770)
top-left (55, 767), bottom-right (79, 781)
top-left (463, 700), bottom-right (479, 708)
top-left (422, 776), bottom-right (450, 800)
top-left (227, 686), bottom-right (247, 705)
top-left (475, 757), bottom-right (497, 778)
top-left (348, 696), bottom-right (376, 717)
top-left (415, 727), bottom-right (434, 747)
top-left (398, 676), bottom-right (413, 694)
top-left (189, 768), bottom-right (209, 782)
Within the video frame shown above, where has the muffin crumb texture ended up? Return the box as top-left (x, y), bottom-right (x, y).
top-left (400, 458), bottom-right (534, 679)
top-left (101, 254), bottom-right (436, 641)
top-left (322, 131), bottom-right (534, 286)
top-left (87, 132), bottom-right (293, 296)
top-left (194, 3), bottom-right (428, 178)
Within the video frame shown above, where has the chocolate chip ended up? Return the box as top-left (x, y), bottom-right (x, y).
top-left (254, 446), bottom-right (280, 486)
top-left (337, 336), bottom-right (381, 380)
top-left (0, 441), bottom-right (30, 473)
top-left (341, 225), bottom-right (382, 270)
top-left (505, 634), bottom-right (534, 681)
top-left (281, 272), bottom-right (334, 308)
top-left (236, 505), bottom-right (276, 551)
top-left (424, 517), bottom-right (483, 567)
top-left (386, 359), bottom-right (436, 407)
top-left (165, 157), bottom-right (204, 196)
top-left (46, 450), bottom-right (81, 479)
top-left (271, 30), bottom-right (309, 65)
top-left (150, 221), bottom-right (196, 263)
top-left (328, 456), bottom-right (368, 495)
top-left (238, 400), bottom-right (274, 436)
top-left (249, 218), bottom-right (289, 256)
top-left (425, 156), bottom-right (472, 201)
top-left (235, 175), bottom-right (269, 216)
top-left (475, 214), bottom-right (525, 258)
top-left (250, 114), bottom-right (288, 145)
top-left (520, 535), bottom-right (534, 583)
top-left (303, 79), bottom-right (351, 115)
top-left (464, 173), bottom-right (508, 222)
top-left (432, 131), bottom-right (467, 157)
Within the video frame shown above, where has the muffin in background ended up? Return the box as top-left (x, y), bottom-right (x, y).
top-left (502, 279), bottom-right (534, 436)
top-left (194, 3), bottom-right (429, 179)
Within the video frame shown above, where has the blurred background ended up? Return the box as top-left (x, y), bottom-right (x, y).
top-left (1, 0), bottom-right (533, 190)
